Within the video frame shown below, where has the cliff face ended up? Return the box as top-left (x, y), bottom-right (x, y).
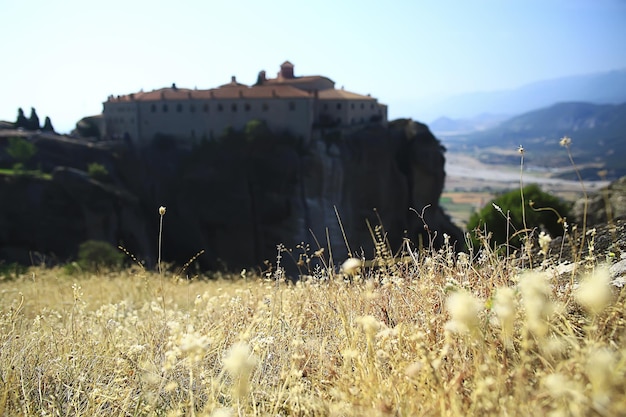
top-left (0, 121), bottom-right (463, 273)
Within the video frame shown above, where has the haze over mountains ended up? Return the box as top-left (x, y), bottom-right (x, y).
top-left (426, 68), bottom-right (626, 124)
top-left (430, 69), bottom-right (626, 180)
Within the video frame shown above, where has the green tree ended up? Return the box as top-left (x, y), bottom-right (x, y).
top-left (42, 116), bottom-right (55, 132)
top-left (467, 184), bottom-right (569, 248)
top-left (7, 137), bottom-right (37, 170)
top-left (15, 108), bottom-right (28, 129)
top-left (76, 240), bottom-right (124, 272)
top-left (244, 119), bottom-right (271, 143)
top-left (27, 107), bottom-right (40, 130)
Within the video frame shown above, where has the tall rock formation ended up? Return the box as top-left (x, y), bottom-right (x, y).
top-left (0, 121), bottom-right (463, 274)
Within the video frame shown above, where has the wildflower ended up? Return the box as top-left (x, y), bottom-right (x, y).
top-left (159, 206), bottom-right (166, 216)
top-left (542, 373), bottom-right (585, 402)
top-left (223, 342), bottom-right (257, 399)
top-left (404, 361), bottom-right (424, 378)
top-left (444, 290), bottom-right (482, 335)
top-left (223, 342), bottom-right (257, 378)
top-left (341, 257), bottom-right (362, 275)
top-left (492, 287), bottom-right (517, 343)
top-left (179, 331), bottom-right (211, 364)
top-left (538, 231), bottom-right (552, 256)
top-left (559, 136), bottom-right (572, 147)
top-left (586, 347), bottom-right (617, 408)
top-left (517, 145), bottom-right (524, 154)
top-left (518, 271), bottom-right (554, 338)
top-left (356, 315), bottom-right (382, 338)
top-left (575, 266), bottom-right (612, 315)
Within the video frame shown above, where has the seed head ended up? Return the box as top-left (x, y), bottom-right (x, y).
top-left (444, 290), bottom-right (482, 335)
top-left (159, 206), bottom-right (166, 216)
top-left (559, 136), bottom-right (572, 147)
top-left (341, 257), bottom-right (362, 275)
top-left (575, 266), bottom-right (612, 315)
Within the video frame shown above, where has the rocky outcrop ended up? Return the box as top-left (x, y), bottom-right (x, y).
top-left (572, 176), bottom-right (626, 226)
top-left (0, 121), bottom-right (463, 273)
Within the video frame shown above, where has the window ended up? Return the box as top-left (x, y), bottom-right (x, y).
top-left (177, 103), bottom-right (183, 112)
top-left (351, 103), bottom-right (355, 109)
top-left (289, 102), bottom-right (296, 111)
top-left (336, 103), bottom-right (342, 110)
top-left (203, 103), bottom-right (209, 112)
top-left (244, 103), bottom-right (251, 111)
top-left (218, 104), bottom-right (223, 112)
top-left (151, 104), bottom-right (157, 112)
top-left (231, 103), bottom-right (237, 112)
top-left (163, 104), bottom-right (168, 112)
top-left (370, 103), bottom-right (374, 109)
top-left (190, 104), bottom-right (196, 113)
top-left (360, 103), bottom-right (364, 109)
top-left (262, 103), bottom-right (269, 111)
top-left (323, 103), bottom-right (328, 110)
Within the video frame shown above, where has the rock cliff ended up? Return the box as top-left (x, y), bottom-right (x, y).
top-left (0, 121), bottom-right (463, 274)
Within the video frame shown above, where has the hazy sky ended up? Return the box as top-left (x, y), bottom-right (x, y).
top-left (1, 0), bottom-right (625, 132)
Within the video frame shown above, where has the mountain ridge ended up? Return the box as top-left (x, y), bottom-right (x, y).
top-left (439, 101), bottom-right (626, 180)
top-left (420, 68), bottom-right (626, 122)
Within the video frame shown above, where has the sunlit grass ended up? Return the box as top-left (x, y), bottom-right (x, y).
top-left (1, 247), bottom-right (624, 416)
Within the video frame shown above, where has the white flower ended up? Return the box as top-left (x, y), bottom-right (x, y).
top-left (492, 287), bottom-right (517, 342)
top-left (575, 266), bottom-right (612, 315)
top-left (538, 231), bottom-right (552, 256)
top-left (341, 257), bottom-right (362, 275)
top-left (445, 290), bottom-right (482, 335)
top-left (356, 315), bottom-right (382, 338)
top-left (518, 271), bottom-right (554, 338)
top-left (159, 206), bottom-right (166, 216)
top-left (559, 136), bottom-right (572, 147)
top-left (223, 342), bottom-right (257, 377)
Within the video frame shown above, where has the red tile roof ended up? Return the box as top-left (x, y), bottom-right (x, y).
top-left (107, 84), bottom-right (312, 102)
top-left (317, 89), bottom-right (376, 101)
top-left (263, 75), bottom-right (334, 86)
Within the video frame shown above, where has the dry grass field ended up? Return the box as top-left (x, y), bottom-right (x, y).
top-left (1, 239), bottom-right (625, 416)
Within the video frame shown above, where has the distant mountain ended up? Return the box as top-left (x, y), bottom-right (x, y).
top-left (426, 69), bottom-right (626, 121)
top-left (430, 113), bottom-right (511, 135)
top-left (441, 102), bottom-right (626, 180)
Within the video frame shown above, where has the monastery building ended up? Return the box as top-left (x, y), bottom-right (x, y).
top-left (102, 61), bottom-right (387, 145)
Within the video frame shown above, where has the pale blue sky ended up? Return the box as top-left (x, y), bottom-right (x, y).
top-left (1, 0), bottom-right (625, 133)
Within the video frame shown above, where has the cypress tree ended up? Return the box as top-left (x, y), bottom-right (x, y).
top-left (28, 107), bottom-right (40, 130)
top-left (15, 108), bottom-right (28, 129)
top-left (42, 116), bottom-right (55, 132)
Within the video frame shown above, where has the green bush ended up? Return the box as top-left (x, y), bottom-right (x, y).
top-left (467, 184), bottom-right (570, 249)
top-left (7, 137), bottom-right (37, 166)
top-left (87, 162), bottom-right (109, 182)
top-left (76, 240), bottom-right (124, 272)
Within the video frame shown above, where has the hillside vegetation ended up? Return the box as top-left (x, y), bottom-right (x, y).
top-left (442, 102), bottom-right (626, 180)
top-left (1, 235), bottom-right (624, 416)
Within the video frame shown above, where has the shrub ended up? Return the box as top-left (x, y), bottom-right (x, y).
top-left (7, 136), bottom-right (37, 166)
top-left (87, 162), bottom-right (109, 182)
top-left (76, 240), bottom-right (124, 272)
top-left (467, 184), bottom-right (569, 248)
